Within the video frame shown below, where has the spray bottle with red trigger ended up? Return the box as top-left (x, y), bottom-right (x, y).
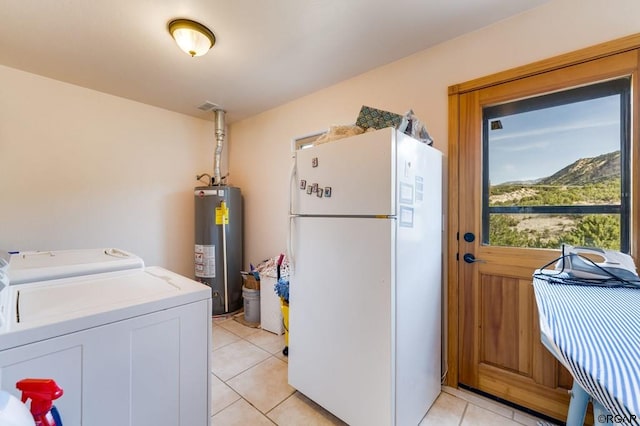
top-left (15, 379), bottom-right (64, 426)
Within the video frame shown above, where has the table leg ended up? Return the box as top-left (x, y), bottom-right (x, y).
top-left (593, 399), bottom-right (613, 426)
top-left (566, 381), bottom-right (589, 426)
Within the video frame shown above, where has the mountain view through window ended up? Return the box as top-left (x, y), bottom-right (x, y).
top-left (483, 78), bottom-right (630, 251)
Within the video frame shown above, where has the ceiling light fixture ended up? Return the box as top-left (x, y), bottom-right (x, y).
top-left (168, 19), bottom-right (215, 57)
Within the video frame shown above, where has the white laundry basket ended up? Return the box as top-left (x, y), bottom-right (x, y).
top-left (255, 255), bottom-right (289, 335)
top-left (259, 275), bottom-right (283, 334)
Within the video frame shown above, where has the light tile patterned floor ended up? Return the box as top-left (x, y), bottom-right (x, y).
top-left (211, 317), bottom-right (554, 425)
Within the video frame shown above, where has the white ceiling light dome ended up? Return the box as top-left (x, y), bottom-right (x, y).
top-left (168, 19), bottom-right (215, 57)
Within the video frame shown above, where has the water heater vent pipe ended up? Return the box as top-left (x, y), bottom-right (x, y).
top-left (214, 109), bottom-right (226, 185)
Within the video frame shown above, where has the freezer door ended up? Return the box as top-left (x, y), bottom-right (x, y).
top-left (289, 216), bottom-right (394, 425)
top-left (292, 128), bottom-right (396, 216)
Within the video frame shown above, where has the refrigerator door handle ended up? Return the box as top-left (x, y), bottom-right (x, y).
top-left (287, 157), bottom-right (297, 273)
top-left (287, 215), bottom-right (295, 273)
top-left (288, 157), bottom-right (297, 216)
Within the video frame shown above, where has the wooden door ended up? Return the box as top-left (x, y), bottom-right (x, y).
top-left (449, 49), bottom-right (640, 421)
top-left (456, 89), bottom-right (572, 420)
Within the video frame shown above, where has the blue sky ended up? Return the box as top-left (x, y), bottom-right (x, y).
top-left (488, 95), bottom-right (621, 185)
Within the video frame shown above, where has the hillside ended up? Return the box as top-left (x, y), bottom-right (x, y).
top-left (490, 150), bottom-right (621, 206)
top-left (489, 150), bottom-right (622, 250)
top-left (537, 150), bottom-right (620, 186)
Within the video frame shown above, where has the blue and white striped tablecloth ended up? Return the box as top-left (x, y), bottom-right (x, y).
top-left (533, 272), bottom-right (640, 424)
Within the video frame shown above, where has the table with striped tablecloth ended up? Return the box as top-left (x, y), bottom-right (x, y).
top-left (533, 271), bottom-right (640, 425)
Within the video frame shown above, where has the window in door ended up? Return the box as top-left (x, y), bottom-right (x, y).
top-left (482, 77), bottom-right (631, 252)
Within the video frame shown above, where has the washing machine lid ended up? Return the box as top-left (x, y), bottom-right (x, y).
top-left (7, 248), bottom-right (144, 285)
top-left (1, 267), bottom-right (210, 350)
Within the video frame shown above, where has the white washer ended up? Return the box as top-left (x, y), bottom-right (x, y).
top-left (0, 249), bottom-right (212, 426)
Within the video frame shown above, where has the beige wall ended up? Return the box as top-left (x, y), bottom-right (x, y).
top-left (0, 65), bottom-right (215, 276)
top-left (3, 0), bottom-right (640, 279)
top-left (229, 0), bottom-right (640, 267)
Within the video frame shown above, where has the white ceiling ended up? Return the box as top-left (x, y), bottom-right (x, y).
top-left (0, 0), bottom-right (550, 123)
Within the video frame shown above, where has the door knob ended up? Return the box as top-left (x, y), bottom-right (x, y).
top-left (463, 253), bottom-right (485, 264)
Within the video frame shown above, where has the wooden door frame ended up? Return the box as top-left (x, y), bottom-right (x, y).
top-left (446, 33), bottom-right (640, 388)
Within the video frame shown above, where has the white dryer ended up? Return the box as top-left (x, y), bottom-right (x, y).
top-left (0, 249), bottom-right (212, 426)
top-left (4, 248), bottom-right (145, 284)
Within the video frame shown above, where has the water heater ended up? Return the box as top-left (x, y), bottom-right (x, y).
top-left (194, 186), bottom-right (243, 315)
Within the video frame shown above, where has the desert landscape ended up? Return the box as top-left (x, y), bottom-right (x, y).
top-left (488, 151), bottom-right (621, 250)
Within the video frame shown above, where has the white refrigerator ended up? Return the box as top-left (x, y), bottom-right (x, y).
top-left (288, 128), bottom-right (442, 426)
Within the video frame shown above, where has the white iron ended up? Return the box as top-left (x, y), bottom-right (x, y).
top-left (555, 245), bottom-right (639, 282)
